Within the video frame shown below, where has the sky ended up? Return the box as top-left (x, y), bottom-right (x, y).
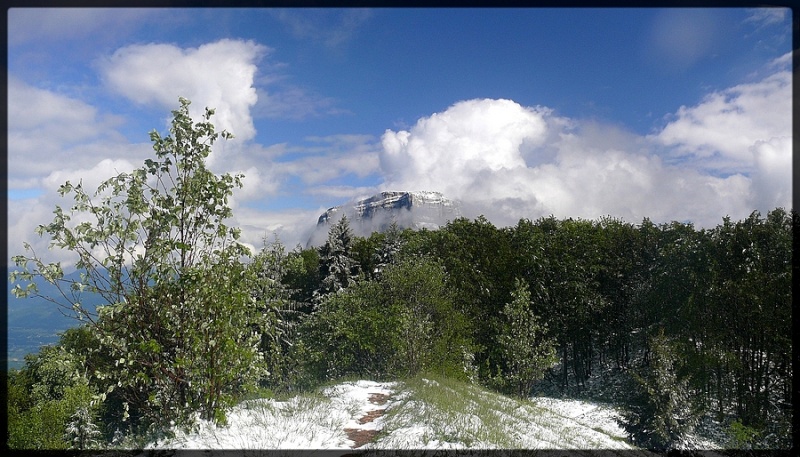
top-left (6, 7), bottom-right (793, 267)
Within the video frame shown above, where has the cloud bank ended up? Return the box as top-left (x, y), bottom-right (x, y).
top-left (377, 65), bottom-right (791, 228)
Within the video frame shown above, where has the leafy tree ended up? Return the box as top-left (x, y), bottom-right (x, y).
top-left (7, 345), bottom-right (97, 449)
top-left (298, 256), bottom-right (472, 381)
top-left (381, 257), bottom-right (473, 378)
top-left (10, 98), bottom-right (268, 430)
top-left (496, 279), bottom-right (557, 397)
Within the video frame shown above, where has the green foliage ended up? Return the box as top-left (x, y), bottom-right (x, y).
top-left (300, 256), bottom-right (474, 382)
top-left (248, 237), bottom-right (305, 389)
top-left (621, 330), bottom-right (698, 450)
top-left (728, 419), bottom-right (760, 449)
top-left (495, 279), bottom-right (557, 397)
top-left (9, 98), bottom-right (272, 433)
top-left (317, 215), bottom-right (359, 295)
top-left (7, 345), bottom-right (98, 449)
top-left (381, 257), bottom-right (474, 379)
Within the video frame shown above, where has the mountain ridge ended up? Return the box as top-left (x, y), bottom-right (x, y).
top-left (308, 191), bottom-right (461, 246)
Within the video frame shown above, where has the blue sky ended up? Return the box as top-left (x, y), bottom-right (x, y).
top-left (7, 7), bottom-right (792, 265)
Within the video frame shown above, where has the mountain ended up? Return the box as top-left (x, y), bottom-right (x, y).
top-left (6, 270), bottom-right (106, 370)
top-left (307, 191), bottom-right (461, 246)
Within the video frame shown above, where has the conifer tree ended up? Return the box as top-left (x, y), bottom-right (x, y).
top-left (621, 329), bottom-right (697, 450)
top-left (318, 215), bottom-right (358, 294)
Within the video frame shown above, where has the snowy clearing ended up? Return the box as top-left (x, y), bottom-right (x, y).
top-left (146, 377), bottom-right (720, 452)
top-left (149, 380), bottom-right (397, 449)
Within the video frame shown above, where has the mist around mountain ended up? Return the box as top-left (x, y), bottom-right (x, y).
top-left (307, 191), bottom-right (461, 247)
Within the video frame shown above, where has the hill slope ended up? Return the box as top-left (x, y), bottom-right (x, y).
top-left (146, 376), bottom-right (724, 451)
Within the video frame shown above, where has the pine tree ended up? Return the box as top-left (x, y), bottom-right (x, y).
top-left (64, 406), bottom-right (102, 450)
top-left (318, 215), bottom-right (358, 294)
top-left (373, 221), bottom-right (403, 277)
top-left (621, 329), bottom-right (698, 450)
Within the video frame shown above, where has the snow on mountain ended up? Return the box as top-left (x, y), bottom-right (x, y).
top-left (307, 191), bottom-right (461, 246)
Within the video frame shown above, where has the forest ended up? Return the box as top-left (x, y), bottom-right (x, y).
top-left (6, 99), bottom-right (793, 451)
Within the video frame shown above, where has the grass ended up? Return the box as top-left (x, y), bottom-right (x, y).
top-left (374, 374), bottom-right (533, 448)
top-left (372, 373), bottom-right (643, 451)
top-left (147, 374), bottom-right (649, 451)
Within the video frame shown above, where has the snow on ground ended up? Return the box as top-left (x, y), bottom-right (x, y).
top-left (369, 378), bottom-right (639, 451)
top-left (146, 378), bottom-right (690, 452)
top-left (531, 396), bottom-right (628, 441)
top-left (148, 380), bottom-right (397, 449)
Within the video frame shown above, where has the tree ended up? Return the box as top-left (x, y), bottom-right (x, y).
top-left (317, 215), bottom-right (358, 295)
top-left (10, 98), bottom-right (268, 430)
top-left (6, 345), bottom-right (97, 449)
top-left (298, 256), bottom-right (473, 381)
top-left (248, 236), bottom-right (305, 388)
top-left (496, 279), bottom-right (557, 397)
top-left (381, 257), bottom-right (473, 378)
top-left (65, 406), bottom-right (102, 450)
top-left (621, 329), bottom-right (697, 450)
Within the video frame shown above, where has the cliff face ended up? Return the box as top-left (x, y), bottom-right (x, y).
top-left (308, 191), bottom-right (461, 246)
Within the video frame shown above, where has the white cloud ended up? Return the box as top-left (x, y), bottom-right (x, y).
top-left (269, 8), bottom-right (373, 48)
top-left (377, 77), bottom-right (789, 230)
top-left (8, 8), bottom-right (161, 46)
top-left (653, 69), bottom-right (791, 173)
top-left (7, 78), bottom-right (129, 179)
top-left (42, 158), bottom-right (137, 194)
top-left (255, 85), bottom-right (344, 120)
top-left (8, 158), bottom-right (141, 270)
top-left (277, 135), bottom-right (381, 185)
top-left (750, 136), bottom-right (792, 212)
top-left (744, 7), bottom-right (789, 28)
top-left (99, 39), bottom-right (266, 144)
top-left (644, 9), bottom-right (724, 73)
top-left (380, 99), bottom-right (550, 200)
top-left (234, 207), bottom-right (325, 251)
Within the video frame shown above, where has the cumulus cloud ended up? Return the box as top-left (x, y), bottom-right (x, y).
top-left (653, 69), bottom-right (791, 173)
top-left (377, 73), bottom-right (790, 230)
top-left (750, 136), bottom-right (792, 212)
top-left (381, 99), bottom-right (550, 200)
top-left (99, 39), bottom-right (266, 143)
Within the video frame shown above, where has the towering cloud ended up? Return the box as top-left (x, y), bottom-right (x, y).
top-left (380, 99), bottom-right (551, 201)
top-left (377, 63), bottom-right (790, 229)
top-left (99, 39), bottom-right (266, 143)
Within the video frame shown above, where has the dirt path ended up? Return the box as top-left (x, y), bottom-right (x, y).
top-left (344, 392), bottom-right (391, 448)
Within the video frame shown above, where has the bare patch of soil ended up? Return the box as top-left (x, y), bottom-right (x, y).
top-left (358, 408), bottom-right (385, 424)
top-left (344, 392), bottom-right (392, 448)
top-left (344, 427), bottom-right (381, 448)
top-left (368, 393), bottom-right (390, 405)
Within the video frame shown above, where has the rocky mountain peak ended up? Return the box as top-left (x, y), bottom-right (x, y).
top-left (308, 191), bottom-right (461, 246)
